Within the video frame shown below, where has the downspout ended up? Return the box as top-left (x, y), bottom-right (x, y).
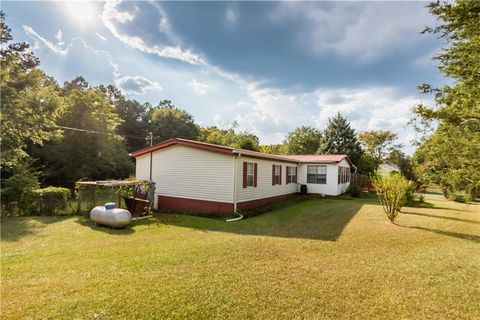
top-left (226, 153), bottom-right (243, 222)
top-left (149, 152), bottom-right (153, 181)
top-left (233, 154), bottom-right (238, 212)
top-left (147, 131), bottom-right (153, 181)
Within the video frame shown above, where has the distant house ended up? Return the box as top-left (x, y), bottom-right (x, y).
top-left (378, 163), bottom-right (401, 176)
top-left (131, 138), bottom-right (355, 213)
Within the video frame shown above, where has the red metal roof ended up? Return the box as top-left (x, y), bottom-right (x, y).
top-left (130, 138), bottom-right (234, 157)
top-left (130, 138), bottom-right (354, 166)
top-left (281, 154), bottom-right (348, 163)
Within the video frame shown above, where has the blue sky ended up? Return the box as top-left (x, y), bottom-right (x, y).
top-left (3, 1), bottom-right (446, 153)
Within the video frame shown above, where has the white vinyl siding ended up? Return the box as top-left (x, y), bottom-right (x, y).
top-left (136, 145), bottom-right (234, 208)
top-left (236, 156), bottom-right (298, 202)
top-left (135, 154), bottom-right (151, 181)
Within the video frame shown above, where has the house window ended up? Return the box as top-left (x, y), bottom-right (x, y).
top-left (247, 163), bottom-right (255, 187)
top-left (272, 165), bottom-right (281, 185)
top-left (338, 167), bottom-right (351, 184)
top-left (287, 166), bottom-right (297, 184)
top-left (243, 162), bottom-right (257, 188)
top-left (307, 165), bottom-right (327, 184)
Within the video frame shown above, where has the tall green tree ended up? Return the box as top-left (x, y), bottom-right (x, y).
top-left (318, 113), bottom-right (363, 164)
top-left (387, 150), bottom-right (415, 181)
top-left (359, 130), bottom-right (401, 167)
top-left (413, 0), bottom-right (480, 198)
top-left (414, 125), bottom-right (479, 197)
top-left (101, 84), bottom-right (149, 152)
top-left (147, 100), bottom-right (199, 144)
top-left (284, 126), bottom-right (321, 154)
top-left (36, 82), bottom-right (133, 186)
top-left (356, 154), bottom-right (377, 175)
top-left (259, 144), bottom-right (287, 155)
top-left (198, 124), bottom-right (260, 151)
top-left (0, 11), bottom-right (63, 171)
top-left (415, 0), bottom-right (480, 127)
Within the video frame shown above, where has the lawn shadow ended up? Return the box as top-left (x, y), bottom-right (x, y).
top-left (399, 224), bottom-right (480, 244)
top-left (75, 217), bottom-right (135, 235)
top-left (158, 198), bottom-right (365, 241)
top-left (1, 216), bottom-right (70, 242)
top-left (402, 211), bottom-right (480, 224)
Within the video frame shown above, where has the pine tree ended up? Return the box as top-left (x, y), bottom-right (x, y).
top-left (318, 113), bottom-right (363, 164)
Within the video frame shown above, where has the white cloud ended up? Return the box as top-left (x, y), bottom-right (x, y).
top-left (23, 4), bottom-right (431, 154)
top-left (232, 84), bottom-right (431, 153)
top-left (226, 7), bottom-right (237, 25)
top-left (271, 2), bottom-right (436, 63)
top-left (115, 75), bottom-right (162, 95)
top-left (54, 29), bottom-right (64, 46)
top-left (23, 25), bottom-right (68, 55)
top-left (189, 79), bottom-right (210, 95)
top-left (96, 32), bottom-right (107, 41)
top-left (313, 87), bottom-right (420, 133)
top-left (101, 1), bottom-right (203, 65)
top-left (23, 25), bottom-right (161, 97)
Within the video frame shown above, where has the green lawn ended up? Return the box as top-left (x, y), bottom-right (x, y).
top-left (1, 194), bottom-right (479, 319)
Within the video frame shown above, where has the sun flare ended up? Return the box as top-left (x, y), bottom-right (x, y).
top-left (64, 1), bottom-right (97, 26)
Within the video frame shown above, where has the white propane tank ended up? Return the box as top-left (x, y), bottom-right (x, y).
top-left (90, 203), bottom-right (132, 228)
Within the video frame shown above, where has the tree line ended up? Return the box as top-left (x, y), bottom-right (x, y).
top-left (0, 12), bottom-right (262, 190)
top-left (412, 0), bottom-right (479, 200)
top-left (2, 0), bottom-right (478, 210)
top-left (1, 10), bottom-right (411, 195)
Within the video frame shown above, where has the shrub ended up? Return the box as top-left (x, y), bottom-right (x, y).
top-left (371, 173), bottom-right (410, 223)
top-left (0, 166), bottom-right (40, 216)
top-left (32, 187), bottom-right (71, 216)
top-left (405, 180), bottom-right (417, 205)
top-left (446, 192), bottom-right (468, 203)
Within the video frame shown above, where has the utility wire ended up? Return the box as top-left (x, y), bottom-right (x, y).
top-left (54, 125), bottom-right (149, 141)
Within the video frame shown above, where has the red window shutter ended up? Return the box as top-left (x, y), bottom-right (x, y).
top-left (272, 165), bottom-right (275, 185)
top-left (243, 162), bottom-right (247, 188)
top-left (254, 163), bottom-right (258, 187)
top-left (294, 167), bottom-right (297, 183)
top-left (279, 166), bottom-right (282, 185)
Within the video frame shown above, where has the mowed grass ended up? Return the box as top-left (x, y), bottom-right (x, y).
top-left (1, 194), bottom-right (479, 319)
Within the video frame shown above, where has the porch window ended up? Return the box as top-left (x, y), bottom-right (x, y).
top-left (307, 165), bottom-right (327, 184)
top-left (338, 167), bottom-right (351, 184)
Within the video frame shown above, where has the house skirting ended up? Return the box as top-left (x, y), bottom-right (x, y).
top-left (157, 195), bottom-right (234, 213)
top-left (237, 193), bottom-right (295, 211)
top-left (157, 193), bottom-right (296, 213)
